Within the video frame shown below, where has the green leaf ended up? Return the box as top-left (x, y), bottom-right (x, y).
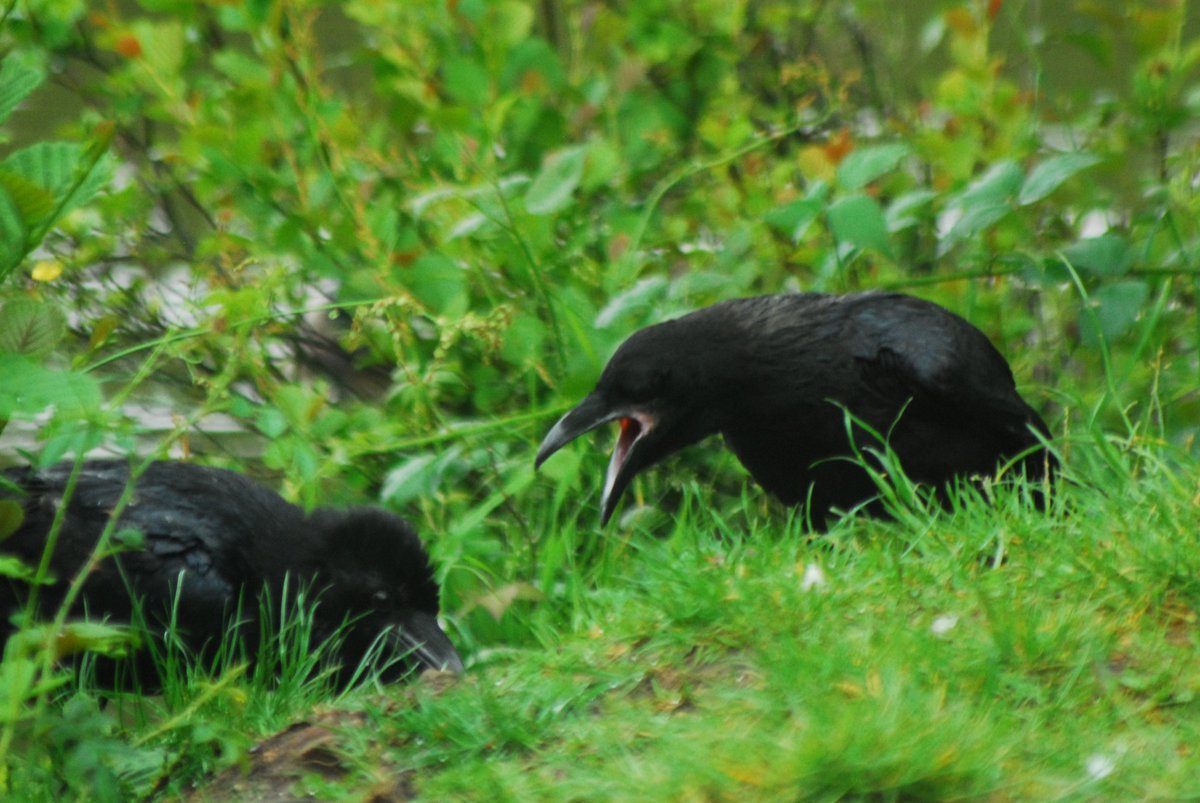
top-left (380, 453), bottom-right (438, 507)
top-left (211, 49), bottom-right (272, 83)
top-left (1081, 280), bottom-right (1149, 345)
top-left (953, 161), bottom-right (1024, 208)
top-left (943, 203), bottom-right (1012, 246)
top-left (524, 145), bottom-right (587, 216)
top-left (885, 189), bottom-right (936, 232)
top-left (941, 162), bottom-right (1023, 246)
top-left (836, 144), bottom-right (911, 191)
top-left (2, 143), bottom-right (82, 203)
top-left (406, 253), bottom-right (469, 317)
top-left (827, 194), bottom-right (893, 256)
top-left (0, 57), bottom-right (46, 126)
top-left (1061, 234), bottom-right (1133, 278)
top-left (0, 169), bottom-right (56, 223)
top-left (254, 407), bottom-right (288, 439)
top-left (765, 197), bottom-right (824, 242)
top-left (381, 447), bottom-right (466, 507)
top-left (0, 355), bottom-right (103, 418)
top-left (0, 298), bottom-right (67, 358)
top-left (500, 312), bottom-right (547, 364)
top-left (443, 56), bottom-right (491, 107)
top-left (491, 0), bottom-right (536, 46)
top-left (57, 151), bottom-right (116, 222)
top-left (0, 554), bottom-right (36, 582)
top-left (46, 621), bottom-right (139, 660)
top-left (595, 276), bottom-right (668, 328)
top-left (132, 19), bottom-right (186, 83)
top-left (0, 500), bottom-right (24, 543)
top-left (0, 184), bottom-right (28, 278)
top-left (1, 142), bottom-right (114, 229)
top-left (35, 421), bottom-right (104, 469)
top-left (1019, 152), bottom-right (1103, 205)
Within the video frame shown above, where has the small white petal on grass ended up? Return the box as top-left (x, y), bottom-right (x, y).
top-left (799, 563), bottom-right (827, 591)
top-left (931, 614), bottom-right (959, 636)
top-left (1086, 753), bottom-right (1115, 781)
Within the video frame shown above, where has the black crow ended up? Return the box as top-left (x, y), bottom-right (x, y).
top-left (536, 292), bottom-right (1055, 526)
top-left (0, 460), bottom-right (463, 688)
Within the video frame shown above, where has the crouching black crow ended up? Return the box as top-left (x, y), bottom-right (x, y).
top-left (0, 460), bottom-right (462, 688)
top-left (536, 292), bottom-right (1056, 526)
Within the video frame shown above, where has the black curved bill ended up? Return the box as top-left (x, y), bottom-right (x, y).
top-left (395, 609), bottom-right (464, 674)
top-left (535, 393), bottom-right (621, 469)
top-left (537, 393), bottom-right (653, 526)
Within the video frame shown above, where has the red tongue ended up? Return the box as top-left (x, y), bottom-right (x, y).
top-left (604, 417), bottom-right (641, 502)
top-left (615, 417), bottom-right (639, 461)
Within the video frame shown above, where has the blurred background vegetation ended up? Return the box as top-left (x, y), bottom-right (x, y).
top-left (1, 0), bottom-right (1199, 794)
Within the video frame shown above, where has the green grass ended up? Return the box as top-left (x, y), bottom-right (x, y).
top-left (8, 430), bottom-right (1200, 800)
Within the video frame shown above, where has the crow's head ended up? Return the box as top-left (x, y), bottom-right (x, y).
top-left (535, 317), bottom-right (726, 524)
top-left (310, 509), bottom-right (463, 677)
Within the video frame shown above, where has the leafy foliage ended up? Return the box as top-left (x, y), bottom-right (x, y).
top-left (0, 0), bottom-right (1199, 797)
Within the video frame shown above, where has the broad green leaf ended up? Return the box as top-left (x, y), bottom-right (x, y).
top-left (0, 500), bottom-right (23, 543)
top-left (525, 145), bottom-right (587, 216)
top-left (491, 0), bottom-right (536, 46)
top-left (2, 142), bottom-right (114, 225)
top-left (2, 143), bottom-right (81, 201)
top-left (0, 170), bottom-right (53, 226)
top-left (0, 184), bottom-right (27, 278)
top-left (406, 253), bottom-right (469, 317)
top-left (836, 144), bottom-right (911, 191)
top-left (47, 621), bottom-right (139, 659)
top-left (595, 276), bottom-right (668, 328)
top-left (886, 189), bottom-right (936, 232)
top-left (254, 407), bottom-right (289, 439)
top-left (942, 202), bottom-right (1012, 246)
top-left (1032, 255), bottom-right (1073, 285)
top-left (0, 298), bottom-right (67, 358)
top-left (0, 57), bottom-right (45, 126)
top-left (443, 56), bottom-right (491, 107)
top-left (499, 312), bottom-right (547, 364)
top-left (1081, 280), bottom-right (1149, 345)
top-left (0, 554), bottom-right (36, 582)
top-left (0, 355), bottom-right (103, 418)
top-left (940, 162), bottom-right (1023, 246)
top-left (1019, 152), bottom-right (1103, 205)
top-left (33, 420), bottom-right (104, 470)
top-left (581, 136), bottom-right (620, 190)
top-left (765, 197), bottom-right (824, 242)
top-left (409, 175), bottom-right (529, 217)
top-left (381, 447), bottom-right (466, 507)
top-left (381, 453), bottom-right (438, 507)
top-left (827, 194), bottom-right (893, 256)
top-left (953, 160), bottom-right (1023, 208)
top-left (211, 49), bottom-right (272, 83)
top-left (1061, 234), bottom-right (1133, 278)
top-left (446, 211), bottom-right (489, 240)
top-left (132, 19), bottom-right (185, 83)
top-left (919, 15), bottom-right (947, 53)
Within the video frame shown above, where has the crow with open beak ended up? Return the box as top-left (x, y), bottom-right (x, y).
top-left (536, 292), bottom-right (1055, 526)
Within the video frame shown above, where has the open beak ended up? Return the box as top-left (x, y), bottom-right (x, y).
top-left (536, 393), bottom-right (655, 525)
top-left (395, 609), bottom-right (464, 674)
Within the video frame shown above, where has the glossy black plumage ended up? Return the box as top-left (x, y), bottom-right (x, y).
top-left (0, 460), bottom-right (462, 687)
top-left (537, 292), bottom-right (1056, 526)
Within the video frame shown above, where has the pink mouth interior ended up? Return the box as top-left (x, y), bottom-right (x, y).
top-left (603, 416), bottom-right (644, 500)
